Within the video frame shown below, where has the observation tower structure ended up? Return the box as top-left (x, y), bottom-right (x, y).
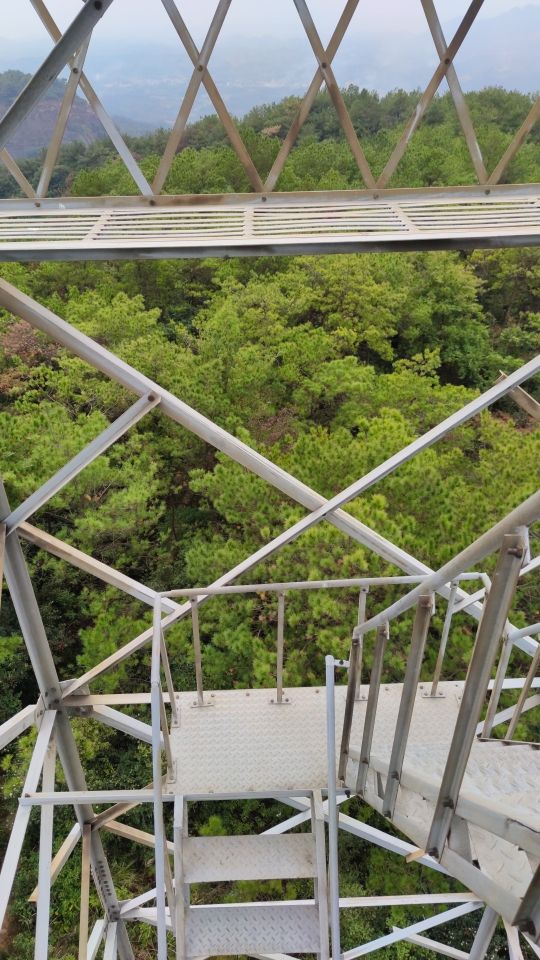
top-left (0, 2), bottom-right (539, 959)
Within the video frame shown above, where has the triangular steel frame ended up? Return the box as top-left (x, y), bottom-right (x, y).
top-left (1, 0), bottom-right (539, 200)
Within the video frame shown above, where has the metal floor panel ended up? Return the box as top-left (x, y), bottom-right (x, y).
top-left (0, 190), bottom-right (539, 259)
top-left (167, 682), bottom-right (464, 795)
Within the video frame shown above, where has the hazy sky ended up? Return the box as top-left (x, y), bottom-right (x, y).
top-left (3, 0), bottom-right (540, 46)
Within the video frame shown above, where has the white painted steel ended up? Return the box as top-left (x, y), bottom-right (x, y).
top-left (0, 194), bottom-right (538, 258)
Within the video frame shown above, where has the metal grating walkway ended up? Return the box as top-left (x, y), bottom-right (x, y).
top-left (1, 189), bottom-right (539, 259)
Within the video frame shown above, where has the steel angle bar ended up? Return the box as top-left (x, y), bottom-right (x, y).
top-left (0, 709), bottom-right (56, 931)
top-left (475, 693), bottom-right (540, 735)
top-left (524, 932), bottom-right (540, 959)
top-left (0, 482), bottom-right (134, 960)
top-left (325, 657), bottom-right (341, 960)
top-left (1, 281), bottom-right (538, 646)
top-left (343, 901), bottom-right (482, 959)
top-left (0, 522), bottom-right (4, 609)
top-left (496, 371), bottom-right (540, 422)
top-left (0, 0), bottom-right (115, 150)
top-left (0, 702), bottom-right (35, 751)
top-left (269, 796), bottom-right (448, 874)
top-left (489, 97), bottom-right (540, 185)
top-left (36, 38), bottom-right (91, 198)
top-left (5, 394), bottom-right (160, 534)
top-left (160, 0), bottom-right (262, 193)
top-left (426, 532), bottom-right (525, 860)
top-left (103, 921), bottom-right (118, 960)
top-left (151, 601), bottom-right (168, 960)
top-left (276, 592), bottom-right (286, 703)
top-left (514, 863), bottom-right (540, 944)
top-left (505, 645), bottom-right (540, 739)
top-left (382, 595), bottom-right (433, 818)
top-left (469, 907), bottom-right (499, 960)
top-left (392, 927), bottom-right (469, 960)
top-left (482, 633), bottom-right (513, 737)
top-left (190, 599), bottom-right (205, 707)
top-left (420, 0), bottom-right (486, 182)
top-left (17, 522), bottom-right (179, 617)
top-left (264, 0), bottom-right (359, 192)
top-left (354, 497), bottom-right (540, 642)
top-left (344, 894), bottom-right (479, 908)
top-left (34, 733), bottom-right (57, 960)
top-left (78, 824), bottom-right (92, 960)
top-left (87, 919), bottom-right (107, 960)
top-left (153, 0), bottom-right (233, 194)
top-left (355, 622), bottom-right (389, 795)
top-left (29, 0), bottom-right (152, 196)
top-left (431, 580), bottom-right (459, 695)
top-left (89, 705), bottom-right (158, 747)
top-left (29, 821), bottom-right (82, 903)
top-left (377, 0), bottom-right (485, 187)
top-left (292, 0), bottom-right (374, 188)
top-left (0, 149), bottom-right (36, 199)
top-left (338, 634), bottom-right (361, 780)
top-left (504, 922), bottom-right (526, 960)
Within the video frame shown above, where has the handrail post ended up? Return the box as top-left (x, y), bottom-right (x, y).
top-left (355, 622), bottom-right (390, 796)
top-left (354, 586), bottom-right (368, 700)
top-left (426, 531), bottom-right (525, 860)
top-left (276, 591), bottom-right (285, 703)
top-left (338, 635), bottom-right (360, 782)
top-left (190, 598), bottom-right (205, 707)
top-left (430, 579), bottom-right (458, 696)
top-left (325, 655), bottom-right (341, 960)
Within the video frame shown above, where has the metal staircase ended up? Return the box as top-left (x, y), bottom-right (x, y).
top-left (167, 793), bottom-right (329, 958)
top-left (0, 279), bottom-right (538, 959)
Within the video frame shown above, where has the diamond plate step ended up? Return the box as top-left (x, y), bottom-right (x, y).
top-left (186, 901), bottom-right (321, 955)
top-left (183, 833), bottom-right (316, 882)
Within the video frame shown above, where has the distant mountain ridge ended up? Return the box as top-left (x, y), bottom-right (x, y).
top-left (1, 5), bottom-right (538, 155)
top-left (0, 70), bottom-right (154, 157)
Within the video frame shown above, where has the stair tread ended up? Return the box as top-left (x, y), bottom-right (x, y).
top-left (183, 833), bottom-right (317, 882)
top-left (186, 900), bottom-right (321, 955)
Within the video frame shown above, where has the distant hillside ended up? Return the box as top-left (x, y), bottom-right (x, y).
top-left (0, 70), bottom-right (153, 157)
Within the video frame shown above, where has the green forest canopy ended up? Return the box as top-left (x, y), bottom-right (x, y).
top-left (0, 86), bottom-right (539, 959)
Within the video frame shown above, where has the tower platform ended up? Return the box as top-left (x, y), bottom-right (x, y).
top-left (0, 187), bottom-right (539, 260)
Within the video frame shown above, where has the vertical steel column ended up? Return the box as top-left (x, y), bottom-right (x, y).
top-left (34, 733), bottom-right (57, 960)
top-left (426, 532), bottom-right (525, 859)
top-left (0, 482), bottom-right (134, 960)
top-left (382, 595), bottom-right (433, 818)
top-left (325, 656), bottom-right (341, 960)
top-left (355, 622), bottom-right (390, 795)
top-left (78, 824), bottom-right (92, 960)
top-left (151, 599), bottom-right (168, 960)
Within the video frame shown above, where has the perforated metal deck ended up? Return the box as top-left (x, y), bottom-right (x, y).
top-left (1, 189), bottom-right (539, 260)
